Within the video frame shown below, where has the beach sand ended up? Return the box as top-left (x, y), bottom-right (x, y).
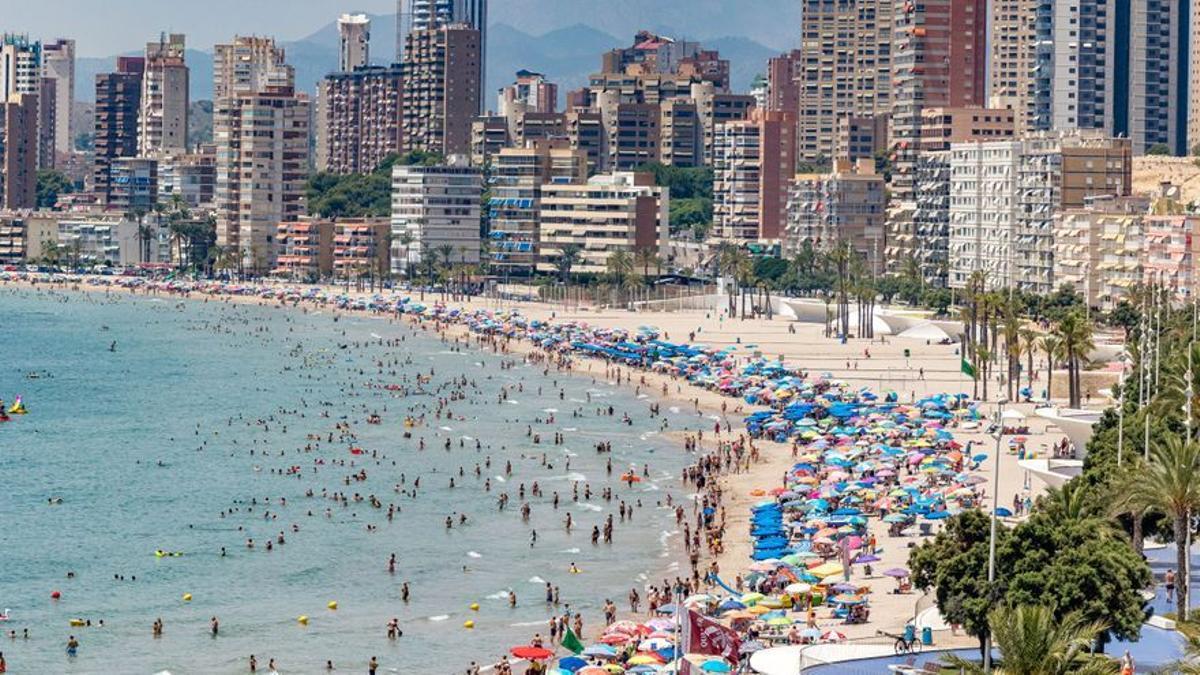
top-left (6, 278), bottom-right (1094, 651)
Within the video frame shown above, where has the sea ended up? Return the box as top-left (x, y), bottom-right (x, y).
top-left (0, 285), bottom-right (701, 674)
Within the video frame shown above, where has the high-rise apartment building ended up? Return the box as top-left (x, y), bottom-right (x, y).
top-left (318, 65), bottom-right (404, 174)
top-left (214, 86), bottom-right (310, 273)
top-left (1033, 0), bottom-right (1113, 136)
top-left (712, 109), bottom-right (797, 243)
top-left (498, 70), bottom-right (557, 117)
top-left (390, 160), bottom-right (482, 276)
top-left (887, 0), bottom-right (987, 282)
top-left (785, 158), bottom-right (886, 271)
top-left (765, 50), bottom-right (801, 116)
top-left (795, 0), bottom-right (893, 163)
top-left (989, 0), bottom-right (1036, 134)
top-left (488, 140), bottom-right (588, 275)
top-left (139, 33), bottom-right (189, 155)
top-left (0, 93), bottom-right (38, 210)
top-left (0, 34), bottom-right (41, 102)
top-left (108, 156), bottom-right (159, 213)
top-left (213, 36), bottom-right (293, 102)
top-left (601, 31), bottom-right (730, 92)
top-left (339, 14), bottom-right (371, 72)
top-left (1113, 0), bottom-right (1190, 155)
top-left (401, 24), bottom-right (481, 157)
top-left (399, 0), bottom-right (487, 112)
top-left (41, 39), bottom-right (74, 156)
top-left (94, 57), bottom-right (145, 204)
top-left (946, 132), bottom-right (1132, 292)
top-left (536, 172), bottom-right (668, 275)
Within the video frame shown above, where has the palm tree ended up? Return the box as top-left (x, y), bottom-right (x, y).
top-left (1003, 305), bottom-right (1022, 401)
top-left (1121, 436), bottom-right (1200, 621)
top-left (555, 244), bottom-right (582, 284)
top-left (1054, 311), bottom-right (1095, 408)
top-left (976, 345), bottom-right (992, 401)
top-left (1020, 327), bottom-right (1040, 397)
top-left (944, 604), bottom-right (1116, 675)
top-left (606, 249), bottom-right (635, 286)
top-left (634, 246), bottom-right (659, 283)
top-left (1153, 341), bottom-right (1200, 437)
top-left (1040, 334), bottom-right (1063, 402)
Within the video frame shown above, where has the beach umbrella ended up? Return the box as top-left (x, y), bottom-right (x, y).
top-left (638, 637), bottom-right (673, 652)
top-left (583, 644), bottom-right (618, 658)
top-left (995, 507), bottom-right (1013, 517)
top-left (700, 660), bottom-right (732, 673)
top-left (765, 616), bottom-right (792, 626)
top-left (784, 582), bottom-right (812, 594)
top-left (558, 656), bottom-right (588, 672)
top-left (512, 646), bottom-right (555, 660)
top-left (800, 628), bottom-right (821, 639)
top-left (821, 630), bottom-right (847, 642)
top-left (883, 567), bottom-right (910, 578)
top-left (809, 562), bottom-right (843, 577)
top-left (924, 510), bottom-right (951, 521)
top-left (628, 654), bottom-right (663, 665)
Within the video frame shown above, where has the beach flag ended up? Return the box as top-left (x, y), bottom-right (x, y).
top-left (561, 626), bottom-right (585, 655)
top-left (961, 357), bottom-right (977, 379)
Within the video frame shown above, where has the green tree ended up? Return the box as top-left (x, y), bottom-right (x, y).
top-left (910, 510), bottom-right (1001, 653)
top-left (1117, 436), bottom-right (1200, 621)
top-left (554, 244), bottom-right (582, 284)
top-left (36, 169), bottom-right (75, 209)
top-left (1147, 143), bottom-right (1172, 156)
top-left (943, 604), bottom-right (1117, 675)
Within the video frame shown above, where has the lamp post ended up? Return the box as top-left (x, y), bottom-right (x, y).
top-left (983, 398), bottom-right (1009, 674)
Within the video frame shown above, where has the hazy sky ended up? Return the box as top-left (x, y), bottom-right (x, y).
top-left (6, 1), bottom-right (399, 56)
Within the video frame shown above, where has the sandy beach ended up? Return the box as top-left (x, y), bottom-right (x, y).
top-left (4, 276), bottom-right (1090, 658)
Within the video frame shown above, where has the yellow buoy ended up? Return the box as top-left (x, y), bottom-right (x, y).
top-left (298, 615), bottom-right (309, 625)
top-left (469, 602), bottom-right (479, 611)
top-left (182, 593), bottom-right (192, 602)
top-left (327, 601), bottom-right (338, 610)
top-left (69, 618), bottom-right (85, 626)
top-left (463, 620), bottom-right (475, 629)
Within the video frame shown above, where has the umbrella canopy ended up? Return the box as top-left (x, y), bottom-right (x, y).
top-left (882, 567), bottom-right (910, 578)
top-left (512, 646), bottom-right (554, 660)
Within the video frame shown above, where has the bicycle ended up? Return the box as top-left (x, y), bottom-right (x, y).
top-left (879, 629), bottom-right (923, 655)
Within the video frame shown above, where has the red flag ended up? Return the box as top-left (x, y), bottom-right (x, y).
top-left (682, 608), bottom-right (740, 662)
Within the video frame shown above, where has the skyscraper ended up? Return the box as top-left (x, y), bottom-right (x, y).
top-left (216, 42), bottom-right (309, 270)
top-left (989, 0), bottom-right (1037, 134)
top-left (213, 36), bottom-right (293, 103)
top-left (41, 38), bottom-right (74, 156)
top-left (1112, 0), bottom-right (1190, 155)
top-left (794, 0), bottom-right (893, 163)
top-left (401, 24), bottom-right (481, 156)
top-left (888, 0), bottom-right (988, 282)
top-left (338, 14), bottom-right (371, 72)
top-left (0, 93), bottom-right (38, 209)
top-left (318, 65), bottom-right (404, 174)
top-left (0, 34), bottom-right (41, 102)
top-left (139, 33), bottom-right (189, 155)
top-left (400, 0), bottom-right (487, 112)
top-left (94, 57), bottom-right (144, 204)
top-left (1033, 0), bottom-right (1114, 136)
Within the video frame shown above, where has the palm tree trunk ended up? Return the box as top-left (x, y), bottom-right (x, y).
top-left (1132, 512), bottom-right (1144, 556)
top-left (1176, 514), bottom-right (1189, 621)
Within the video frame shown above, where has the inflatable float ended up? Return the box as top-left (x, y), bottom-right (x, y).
top-left (8, 396), bottom-right (27, 414)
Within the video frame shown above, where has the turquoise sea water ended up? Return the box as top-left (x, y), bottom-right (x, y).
top-left (0, 286), bottom-right (698, 674)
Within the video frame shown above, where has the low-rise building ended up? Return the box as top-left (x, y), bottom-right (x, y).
top-left (333, 218), bottom-right (391, 281)
top-left (536, 171), bottom-right (668, 275)
top-left (1053, 195), bottom-right (1149, 308)
top-left (0, 211), bottom-right (58, 265)
top-left (273, 218), bottom-right (334, 280)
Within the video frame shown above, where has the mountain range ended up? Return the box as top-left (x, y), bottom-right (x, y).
top-left (72, 7), bottom-right (791, 105)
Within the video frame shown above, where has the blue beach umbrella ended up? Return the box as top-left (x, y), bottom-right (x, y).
top-left (557, 656), bottom-right (588, 672)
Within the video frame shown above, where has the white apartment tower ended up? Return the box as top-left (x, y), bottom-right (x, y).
top-left (390, 161), bottom-right (482, 276)
top-left (41, 39), bottom-right (74, 155)
top-left (338, 14), bottom-right (371, 72)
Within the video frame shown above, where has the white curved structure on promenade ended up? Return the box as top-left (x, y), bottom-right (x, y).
top-left (1034, 407), bottom-right (1103, 460)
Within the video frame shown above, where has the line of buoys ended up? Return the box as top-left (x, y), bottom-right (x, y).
top-left (297, 615), bottom-right (309, 625)
top-left (327, 600), bottom-right (338, 610)
top-left (469, 602), bottom-right (479, 611)
top-left (463, 620), bottom-right (475, 629)
top-left (182, 593), bottom-right (192, 602)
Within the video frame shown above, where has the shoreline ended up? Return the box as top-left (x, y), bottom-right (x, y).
top-left (4, 275), bottom-right (1060, 667)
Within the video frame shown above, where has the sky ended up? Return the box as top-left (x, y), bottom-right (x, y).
top-left (6, 0), bottom-right (399, 57)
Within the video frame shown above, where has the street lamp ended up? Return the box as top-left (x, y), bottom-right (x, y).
top-left (983, 398), bottom-right (1010, 674)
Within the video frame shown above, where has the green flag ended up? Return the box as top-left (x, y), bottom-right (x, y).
top-left (961, 357), bottom-right (977, 379)
top-left (561, 626), bottom-right (584, 655)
